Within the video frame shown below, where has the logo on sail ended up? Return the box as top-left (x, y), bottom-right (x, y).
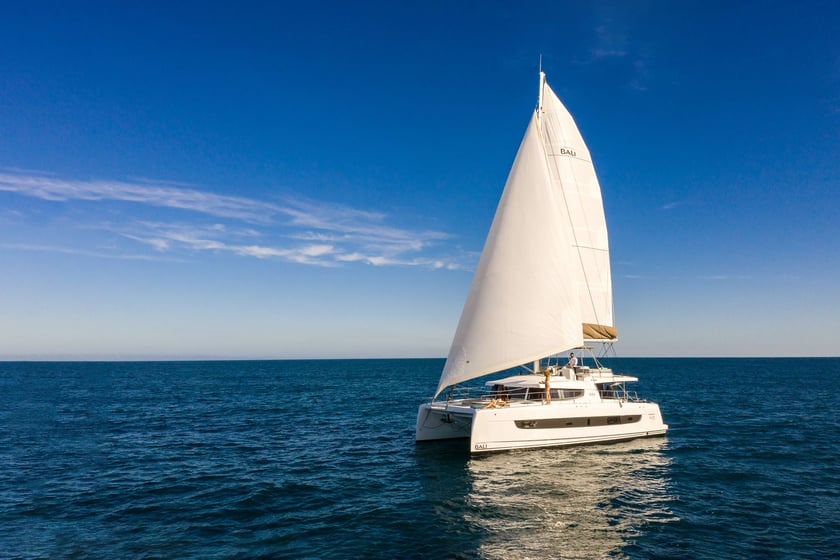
top-left (557, 147), bottom-right (577, 157)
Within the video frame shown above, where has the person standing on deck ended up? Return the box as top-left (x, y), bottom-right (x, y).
top-left (566, 352), bottom-right (577, 368)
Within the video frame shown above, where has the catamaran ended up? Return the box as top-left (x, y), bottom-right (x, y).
top-left (415, 71), bottom-right (668, 453)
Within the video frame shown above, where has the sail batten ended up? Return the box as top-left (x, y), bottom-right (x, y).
top-left (435, 77), bottom-right (613, 397)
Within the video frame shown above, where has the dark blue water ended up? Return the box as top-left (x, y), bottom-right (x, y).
top-left (1, 358), bottom-right (838, 559)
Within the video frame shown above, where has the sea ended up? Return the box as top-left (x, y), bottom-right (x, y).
top-left (1, 358), bottom-right (838, 559)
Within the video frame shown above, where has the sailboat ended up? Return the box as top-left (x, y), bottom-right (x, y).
top-left (415, 71), bottom-right (668, 453)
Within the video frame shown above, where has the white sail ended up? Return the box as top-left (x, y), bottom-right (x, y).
top-left (540, 82), bottom-right (615, 339)
top-left (435, 112), bottom-right (583, 397)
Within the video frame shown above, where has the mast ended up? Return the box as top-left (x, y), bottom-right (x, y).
top-left (537, 61), bottom-right (546, 125)
top-left (536, 60), bottom-right (546, 374)
top-left (535, 64), bottom-right (546, 344)
top-left (536, 63), bottom-right (548, 375)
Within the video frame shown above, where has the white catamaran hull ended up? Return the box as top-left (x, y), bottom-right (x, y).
top-left (416, 400), bottom-right (667, 453)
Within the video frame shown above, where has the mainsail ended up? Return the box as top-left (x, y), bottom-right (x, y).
top-left (435, 75), bottom-right (614, 397)
top-left (539, 78), bottom-right (615, 340)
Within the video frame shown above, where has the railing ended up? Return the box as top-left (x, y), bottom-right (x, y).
top-left (443, 385), bottom-right (491, 401)
top-left (429, 383), bottom-right (646, 405)
top-left (599, 389), bottom-right (640, 401)
top-left (433, 385), bottom-right (589, 405)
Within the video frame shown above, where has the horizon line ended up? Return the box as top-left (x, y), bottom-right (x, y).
top-left (1, 355), bottom-right (837, 363)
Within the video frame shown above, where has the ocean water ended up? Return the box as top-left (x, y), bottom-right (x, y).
top-left (1, 358), bottom-right (838, 559)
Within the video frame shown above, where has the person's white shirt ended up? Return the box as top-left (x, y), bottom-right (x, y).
top-left (567, 354), bottom-right (577, 368)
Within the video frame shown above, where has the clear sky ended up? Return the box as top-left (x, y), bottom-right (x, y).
top-left (1, 1), bottom-right (838, 359)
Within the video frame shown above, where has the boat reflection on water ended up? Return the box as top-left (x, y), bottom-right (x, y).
top-left (465, 439), bottom-right (678, 559)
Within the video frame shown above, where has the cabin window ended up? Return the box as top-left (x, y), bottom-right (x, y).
top-left (545, 389), bottom-right (584, 400)
top-left (597, 384), bottom-right (625, 399)
top-left (496, 387), bottom-right (582, 401)
top-left (524, 388), bottom-right (583, 400)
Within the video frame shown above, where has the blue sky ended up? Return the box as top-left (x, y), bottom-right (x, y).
top-left (1, 1), bottom-right (838, 359)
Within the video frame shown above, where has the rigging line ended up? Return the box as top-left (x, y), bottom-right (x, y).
top-left (573, 244), bottom-right (609, 252)
top-left (540, 100), bottom-right (603, 330)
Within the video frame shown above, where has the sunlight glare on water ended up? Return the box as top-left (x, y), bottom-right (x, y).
top-left (466, 439), bottom-right (677, 559)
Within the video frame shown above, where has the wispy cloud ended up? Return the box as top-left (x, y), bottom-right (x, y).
top-left (702, 274), bottom-right (751, 281)
top-left (629, 59), bottom-right (650, 92)
top-left (0, 170), bottom-right (467, 269)
top-left (662, 200), bottom-right (691, 210)
top-left (0, 171), bottom-right (280, 223)
top-left (0, 242), bottom-right (182, 262)
top-left (113, 220), bottom-right (345, 266)
top-left (591, 24), bottom-right (628, 60)
top-left (278, 196), bottom-right (451, 262)
top-left (573, 19), bottom-right (653, 91)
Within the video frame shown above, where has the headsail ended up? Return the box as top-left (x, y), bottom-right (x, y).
top-left (434, 112), bottom-right (582, 397)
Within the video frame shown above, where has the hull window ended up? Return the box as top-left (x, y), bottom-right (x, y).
top-left (514, 415), bottom-right (641, 430)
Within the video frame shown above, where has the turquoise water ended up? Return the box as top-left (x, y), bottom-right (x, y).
top-left (1, 358), bottom-right (838, 559)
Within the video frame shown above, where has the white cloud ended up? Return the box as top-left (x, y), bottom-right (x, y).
top-left (0, 170), bottom-right (466, 269)
top-left (572, 19), bottom-right (653, 91)
top-left (0, 171), bottom-right (279, 223)
top-left (591, 25), bottom-right (628, 60)
top-left (702, 274), bottom-right (751, 281)
top-left (0, 242), bottom-right (180, 261)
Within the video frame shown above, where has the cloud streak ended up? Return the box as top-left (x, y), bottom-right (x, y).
top-left (702, 274), bottom-right (751, 281)
top-left (662, 200), bottom-right (692, 210)
top-left (591, 25), bottom-right (628, 60)
top-left (0, 170), bottom-right (466, 269)
top-left (572, 19), bottom-right (653, 92)
top-left (0, 172), bottom-right (283, 223)
top-left (0, 242), bottom-right (182, 262)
